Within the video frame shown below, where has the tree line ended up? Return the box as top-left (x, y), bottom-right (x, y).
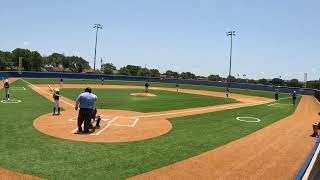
top-left (0, 48), bottom-right (90, 72)
top-left (1, 48), bottom-right (319, 89)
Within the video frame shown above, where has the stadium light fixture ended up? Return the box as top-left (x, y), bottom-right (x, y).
top-left (93, 24), bottom-right (103, 72)
top-left (227, 31), bottom-right (236, 85)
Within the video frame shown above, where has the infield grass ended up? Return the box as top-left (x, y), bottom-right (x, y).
top-left (60, 88), bottom-right (236, 112)
top-left (24, 78), bottom-right (291, 99)
top-left (0, 79), bottom-right (300, 180)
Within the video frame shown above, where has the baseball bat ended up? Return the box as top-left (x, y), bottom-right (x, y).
top-left (48, 84), bottom-right (54, 92)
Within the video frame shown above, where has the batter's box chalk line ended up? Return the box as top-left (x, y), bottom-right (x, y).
top-left (68, 115), bottom-right (112, 122)
top-left (109, 116), bottom-right (140, 127)
top-left (1, 99), bottom-right (22, 104)
top-left (236, 117), bottom-right (261, 123)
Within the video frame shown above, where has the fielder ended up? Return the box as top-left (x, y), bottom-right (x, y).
top-left (176, 83), bottom-right (179, 92)
top-left (144, 82), bottom-right (150, 93)
top-left (274, 90), bottom-right (279, 101)
top-left (52, 88), bottom-right (61, 115)
top-left (60, 78), bottom-right (64, 88)
top-left (226, 87), bottom-right (230, 98)
top-left (292, 91), bottom-right (297, 105)
top-left (101, 77), bottom-right (104, 85)
top-left (4, 79), bottom-right (10, 100)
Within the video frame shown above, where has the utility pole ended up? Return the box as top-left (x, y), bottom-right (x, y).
top-left (93, 24), bottom-right (103, 72)
top-left (304, 73), bottom-right (308, 88)
top-left (100, 57), bottom-right (103, 72)
top-left (227, 31), bottom-right (236, 84)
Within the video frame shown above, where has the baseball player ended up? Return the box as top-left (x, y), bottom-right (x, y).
top-left (274, 90), bottom-right (279, 101)
top-left (144, 82), bottom-right (150, 93)
top-left (90, 108), bottom-right (102, 129)
top-left (60, 78), bottom-right (64, 88)
top-left (176, 83), bottom-right (179, 92)
top-left (101, 77), bottom-right (104, 85)
top-left (226, 87), bottom-right (230, 98)
top-left (52, 89), bottom-right (61, 115)
top-left (292, 91), bottom-right (297, 105)
top-left (4, 79), bottom-right (10, 100)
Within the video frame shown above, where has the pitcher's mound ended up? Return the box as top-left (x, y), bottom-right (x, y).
top-left (130, 93), bottom-right (157, 97)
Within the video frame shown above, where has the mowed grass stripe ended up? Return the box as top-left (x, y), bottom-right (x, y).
top-left (0, 79), bottom-right (300, 180)
top-left (60, 88), bottom-right (237, 112)
top-left (24, 78), bottom-right (291, 99)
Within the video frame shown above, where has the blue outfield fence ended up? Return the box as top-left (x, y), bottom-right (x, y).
top-left (3, 71), bottom-right (317, 96)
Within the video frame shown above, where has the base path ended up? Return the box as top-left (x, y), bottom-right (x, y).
top-left (130, 96), bottom-right (320, 179)
top-left (24, 82), bottom-right (273, 143)
top-left (0, 168), bottom-right (45, 180)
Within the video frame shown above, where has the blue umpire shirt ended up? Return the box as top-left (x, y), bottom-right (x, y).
top-left (76, 92), bottom-right (97, 110)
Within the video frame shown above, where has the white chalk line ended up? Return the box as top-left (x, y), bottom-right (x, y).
top-left (267, 103), bottom-right (279, 106)
top-left (91, 116), bottom-right (119, 135)
top-left (302, 142), bottom-right (320, 180)
top-left (1, 99), bottom-right (22, 103)
top-left (68, 115), bottom-right (111, 122)
top-left (128, 100), bottom-right (274, 119)
top-left (21, 78), bottom-right (75, 108)
top-left (236, 117), bottom-right (261, 123)
top-left (10, 86), bottom-right (26, 90)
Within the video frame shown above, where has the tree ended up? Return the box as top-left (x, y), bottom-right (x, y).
top-left (137, 68), bottom-right (150, 77)
top-left (12, 48), bottom-right (33, 71)
top-left (31, 51), bottom-right (42, 71)
top-left (287, 79), bottom-right (303, 87)
top-left (307, 80), bottom-right (320, 90)
top-left (68, 56), bottom-right (90, 73)
top-left (0, 51), bottom-right (14, 70)
top-left (118, 67), bottom-right (130, 75)
top-left (226, 75), bottom-right (236, 82)
top-left (165, 70), bottom-right (180, 78)
top-left (149, 69), bottom-right (160, 77)
top-left (102, 63), bottom-right (116, 74)
top-left (181, 72), bottom-right (196, 79)
top-left (258, 78), bottom-right (269, 85)
top-left (208, 74), bottom-right (222, 81)
top-left (271, 78), bottom-right (285, 86)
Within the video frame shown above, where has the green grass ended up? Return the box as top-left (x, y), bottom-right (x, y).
top-left (0, 79), bottom-right (300, 180)
top-left (24, 78), bottom-right (291, 99)
top-left (60, 88), bottom-right (236, 112)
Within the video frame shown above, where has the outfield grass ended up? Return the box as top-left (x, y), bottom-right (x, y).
top-left (60, 88), bottom-right (236, 112)
top-left (0, 79), bottom-right (300, 180)
top-left (24, 78), bottom-right (291, 99)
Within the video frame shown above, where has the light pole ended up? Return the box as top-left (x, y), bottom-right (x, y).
top-left (227, 31), bottom-right (236, 83)
top-left (93, 24), bottom-right (103, 72)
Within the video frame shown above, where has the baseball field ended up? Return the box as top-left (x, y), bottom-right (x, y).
top-left (0, 78), bottom-right (319, 179)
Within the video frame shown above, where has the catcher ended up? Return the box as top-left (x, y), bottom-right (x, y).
top-left (90, 108), bottom-right (101, 130)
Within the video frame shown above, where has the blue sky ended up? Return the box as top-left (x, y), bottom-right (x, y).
top-left (0, 0), bottom-right (319, 80)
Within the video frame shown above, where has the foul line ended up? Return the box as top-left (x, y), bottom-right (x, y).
top-left (21, 78), bottom-right (75, 108)
top-left (128, 100), bottom-right (273, 119)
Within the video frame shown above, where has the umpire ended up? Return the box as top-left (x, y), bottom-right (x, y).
top-left (75, 87), bottom-right (97, 134)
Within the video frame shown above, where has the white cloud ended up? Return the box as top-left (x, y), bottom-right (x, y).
top-left (23, 41), bottom-right (30, 46)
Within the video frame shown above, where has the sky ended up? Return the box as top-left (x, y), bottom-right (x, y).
top-left (0, 0), bottom-right (319, 81)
